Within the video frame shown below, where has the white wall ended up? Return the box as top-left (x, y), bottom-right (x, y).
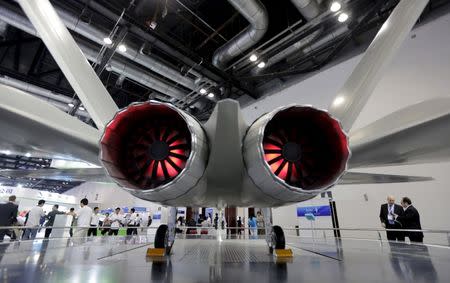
top-left (65, 182), bottom-right (160, 213)
top-left (247, 12), bottom-right (450, 245)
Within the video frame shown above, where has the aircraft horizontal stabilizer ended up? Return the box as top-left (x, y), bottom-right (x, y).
top-left (0, 84), bottom-right (101, 165)
top-left (349, 98), bottom-right (450, 168)
top-left (338, 172), bottom-right (433, 185)
top-left (0, 168), bottom-right (111, 183)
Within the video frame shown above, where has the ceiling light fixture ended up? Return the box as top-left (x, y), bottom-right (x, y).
top-left (103, 37), bottom-right (113, 45)
top-left (257, 61), bottom-right (266, 68)
top-left (338, 13), bottom-right (349, 23)
top-left (68, 103), bottom-right (74, 107)
top-left (208, 93), bottom-right (215, 98)
top-left (199, 88), bottom-right (207, 94)
top-left (25, 152), bottom-right (31, 157)
top-left (330, 2), bottom-right (342, 12)
top-left (79, 106), bottom-right (86, 111)
top-left (249, 54), bottom-right (258, 62)
top-left (118, 44), bottom-right (127, 53)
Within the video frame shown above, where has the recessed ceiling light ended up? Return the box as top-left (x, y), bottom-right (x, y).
top-left (68, 103), bottom-right (75, 107)
top-left (208, 93), bottom-right (215, 98)
top-left (333, 96), bottom-right (345, 106)
top-left (25, 152), bottom-right (31, 157)
top-left (79, 106), bottom-right (86, 111)
top-left (199, 88), bottom-right (207, 94)
top-left (330, 2), bottom-right (341, 12)
top-left (118, 44), bottom-right (127, 53)
top-left (249, 54), bottom-right (258, 62)
top-left (103, 37), bottom-right (113, 45)
top-left (338, 13), bottom-right (349, 23)
top-left (257, 61), bottom-right (266, 68)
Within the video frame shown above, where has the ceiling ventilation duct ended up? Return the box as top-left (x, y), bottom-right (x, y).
top-left (212, 0), bottom-right (268, 69)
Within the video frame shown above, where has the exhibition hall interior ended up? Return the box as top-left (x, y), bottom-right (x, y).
top-left (0, 0), bottom-right (450, 282)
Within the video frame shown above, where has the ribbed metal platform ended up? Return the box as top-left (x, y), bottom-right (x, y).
top-left (0, 235), bottom-right (449, 282)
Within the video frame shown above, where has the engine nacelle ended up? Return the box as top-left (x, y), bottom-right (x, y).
top-left (99, 101), bottom-right (208, 203)
top-left (244, 105), bottom-right (350, 202)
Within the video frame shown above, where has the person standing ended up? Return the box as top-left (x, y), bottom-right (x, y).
top-left (256, 211), bottom-right (265, 235)
top-left (0, 195), bottom-right (18, 242)
top-left (108, 208), bottom-right (122, 236)
top-left (395, 197), bottom-right (424, 243)
top-left (66, 208), bottom-right (76, 237)
top-left (44, 205), bottom-right (65, 238)
top-left (237, 216), bottom-right (243, 237)
top-left (126, 208), bottom-right (138, 236)
top-left (379, 196), bottom-right (404, 242)
top-left (88, 207), bottom-right (100, 237)
top-left (248, 214), bottom-right (257, 239)
top-left (23, 199), bottom-right (45, 240)
top-left (101, 213), bottom-right (111, 236)
top-left (73, 198), bottom-right (93, 238)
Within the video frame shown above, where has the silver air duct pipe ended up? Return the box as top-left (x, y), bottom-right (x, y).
top-left (290, 0), bottom-right (321, 21)
top-left (252, 0), bottom-right (322, 73)
top-left (253, 28), bottom-right (322, 73)
top-left (0, 7), bottom-right (188, 101)
top-left (212, 0), bottom-right (268, 69)
top-left (54, 8), bottom-right (196, 91)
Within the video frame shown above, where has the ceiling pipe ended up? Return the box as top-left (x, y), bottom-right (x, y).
top-left (77, 0), bottom-right (220, 86)
top-left (251, 0), bottom-right (323, 74)
top-left (212, 0), bottom-right (268, 69)
top-left (290, 0), bottom-right (322, 21)
top-left (0, 6), bottom-right (189, 101)
top-left (2, 1), bottom-right (196, 91)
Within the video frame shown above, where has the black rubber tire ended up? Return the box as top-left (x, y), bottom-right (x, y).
top-left (272, 225), bottom-right (286, 250)
top-left (154, 224), bottom-right (169, 249)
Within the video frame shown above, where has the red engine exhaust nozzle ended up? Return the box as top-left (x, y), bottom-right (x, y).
top-left (263, 106), bottom-right (350, 191)
top-left (100, 102), bottom-right (191, 190)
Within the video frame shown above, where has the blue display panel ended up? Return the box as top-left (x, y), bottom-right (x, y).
top-left (297, 205), bottom-right (331, 217)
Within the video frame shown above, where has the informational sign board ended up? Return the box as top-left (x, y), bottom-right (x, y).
top-left (297, 205), bottom-right (331, 217)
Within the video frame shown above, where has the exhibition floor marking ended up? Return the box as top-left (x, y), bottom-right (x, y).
top-left (97, 243), bottom-right (153, 260)
top-left (287, 243), bottom-right (342, 261)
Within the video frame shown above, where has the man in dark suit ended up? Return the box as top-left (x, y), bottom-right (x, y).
top-left (0, 195), bottom-right (19, 242)
top-left (379, 195), bottom-right (404, 242)
top-left (395, 197), bottom-right (424, 243)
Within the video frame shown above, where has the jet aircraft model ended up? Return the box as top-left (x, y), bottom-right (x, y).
top-left (1, 0), bottom-right (448, 252)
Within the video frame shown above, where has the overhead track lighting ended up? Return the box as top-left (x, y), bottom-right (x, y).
top-left (338, 13), bottom-right (349, 23)
top-left (118, 44), bottom-right (127, 53)
top-left (103, 37), bottom-right (113, 45)
top-left (249, 54), bottom-right (258, 62)
top-left (257, 61), bottom-right (266, 68)
top-left (330, 2), bottom-right (342, 12)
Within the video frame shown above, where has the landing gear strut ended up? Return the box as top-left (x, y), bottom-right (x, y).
top-left (154, 207), bottom-right (177, 255)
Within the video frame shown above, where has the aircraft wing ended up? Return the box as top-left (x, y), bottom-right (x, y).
top-left (338, 172), bottom-right (433, 185)
top-left (0, 84), bottom-right (101, 165)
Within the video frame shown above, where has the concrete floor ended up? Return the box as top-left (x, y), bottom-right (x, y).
top-left (0, 234), bottom-right (449, 282)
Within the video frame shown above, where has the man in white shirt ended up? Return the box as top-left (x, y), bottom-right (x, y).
top-left (73, 198), bottom-right (92, 238)
top-left (23, 199), bottom-right (45, 240)
top-left (88, 207), bottom-right (100, 237)
top-left (108, 208), bottom-right (122, 236)
top-left (126, 208), bottom-right (138, 236)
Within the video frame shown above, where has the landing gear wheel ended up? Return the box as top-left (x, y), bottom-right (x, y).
top-left (155, 224), bottom-right (171, 254)
top-left (269, 225), bottom-right (286, 254)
